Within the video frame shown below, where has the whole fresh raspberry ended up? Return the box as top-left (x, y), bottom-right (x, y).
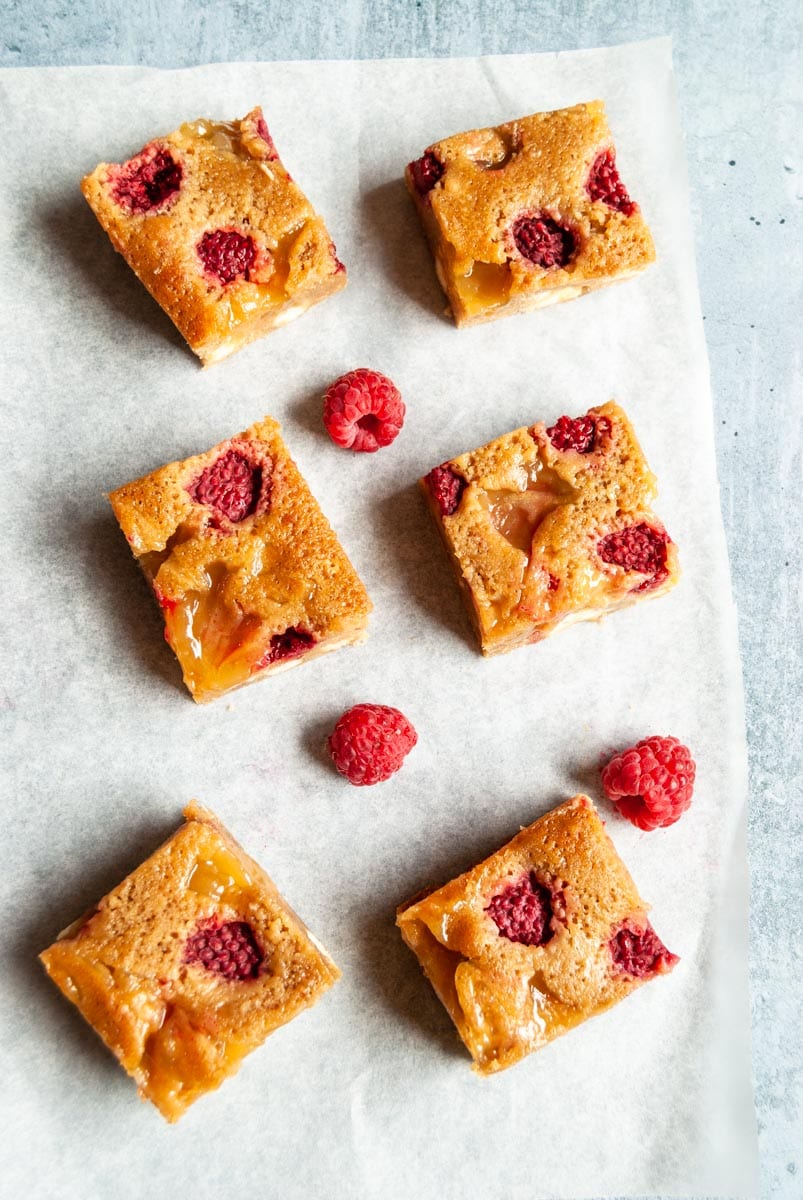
top-left (197, 229), bottom-right (257, 284)
top-left (327, 703), bottom-right (417, 786)
top-left (486, 872), bottom-right (556, 946)
top-left (323, 369), bottom-right (405, 453)
top-left (602, 735), bottom-right (696, 830)
top-left (409, 150), bottom-right (445, 198)
top-left (512, 214), bottom-right (575, 268)
top-left (184, 919), bottom-right (263, 981)
top-left (598, 523), bottom-right (668, 590)
top-left (256, 626), bottom-right (316, 669)
top-left (110, 144), bottom-right (183, 213)
top-left (547, 414), bottom-right (611, 454)
top-left (609, 921), bottom-right (678, 977)
top-left (587, 149), bottom-right (637, 216)
top-left (426, 463), bottom-right (466, 516)
top-left (189, 449), bottom-right (263, 523)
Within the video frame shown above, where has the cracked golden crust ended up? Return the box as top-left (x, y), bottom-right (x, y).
top-left (406, 101), bottom-right (655, 326)
top-left (109, 416), bottom-right (372, 701)
top-left (40, 802), bottom-right (340, 1121)
top-left (81, 108), bottom-right (346, 364)
top-left (421, 400), bottom-right (679, 654)
top-left (397, 796), bottom-right (669, 1074)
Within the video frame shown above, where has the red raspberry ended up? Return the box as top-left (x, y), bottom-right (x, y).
top-left (426, 464), bottom-right (466, 516)
top-left (547, 414), bottom-right (605, 453)
top-left (327, 703), bottom-right (417, 786)
top-left (184, 919), bottom-right (263, 981)
top-left (486, 873), bottom-right (556, 946)
top-left (255, 115), bottom-right (279, 161)
top-left (197, 229), bottom-right (257, 285)
top-left (323, 369), bottom-right (405, 453)
top-left (512, 214), bottom-right (575, 268)
top-left (256, 626), bottom-right (316, 669)
top-left (189, 449), bottom-right (263, 523)
top-left (597, 523), bottom-right (668, 589)
top-left (110, 144), bottom-right (183, 213)
top-left (587, 149), bottom-right (637, 216)
top-left (409, 150), bottom-right (445, 198)
top-left (602, 736), bottom-right (696, 830)
top-left (609, 921), bottom-right (678, 977)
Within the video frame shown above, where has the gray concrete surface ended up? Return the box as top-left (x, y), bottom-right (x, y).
top-left (2, 3), bottom-right (801, 1197)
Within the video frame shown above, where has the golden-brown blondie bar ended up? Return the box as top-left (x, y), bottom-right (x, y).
top-left (82, 107), bottom-right (346, 364)
top-left (421, 401), bottom-right (679, 655)
top-left (40, 803), bottom-right (340, 1121)
top-left (397, 795), bottom-right (677, 1074)
top-left (109, 416), bottom-right (372, 702)
top-left (405, 102), bottom-right (655, 326)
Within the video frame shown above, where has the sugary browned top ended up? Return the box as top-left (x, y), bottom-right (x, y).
top-left (109, 415), bottom-right (371, 639)
top-left (424, 401), bottom-right (679, 645)
top-left (398, 796), bottom-right (648, 1016)
top-left (409, 101), bottom-right (655, 286)
top-left (40, 802), bottom-right (340, 1119)
top-left (81, 109), bottom-right (341, 352)
top-left (396, 796), bottom-right (675, 1074)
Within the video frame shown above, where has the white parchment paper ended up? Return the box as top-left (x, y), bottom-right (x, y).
top-left (0, 40), bottom-right (758, 1199)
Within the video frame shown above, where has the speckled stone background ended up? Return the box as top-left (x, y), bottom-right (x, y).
top-left (2, 3), bottom-right (800, 1198)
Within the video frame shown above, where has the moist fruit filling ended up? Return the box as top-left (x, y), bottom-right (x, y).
top-left (427, 464), bottom-right (467, 517)
top-left (409, 150), bottom-right (445, 197)
top-left (609, 921), bottom-right (677, 977)
top-left (188, 450), bottom-right (262, 523)
top-left (486, 872), bottom-right (555, 946)
top-left (512, 214), bottom-right (576, 269)
top-left (485, 465), bottom-right (575, 554)
top-left (256, 627), bottom-right (316, 669)
top-left (547, 413), bottom-right (610, 454)
top-left (454, 260), bottom-right (513, 313)
top-left (184, 919), bottom-right (263, 981)
top-left (598, 523), bottom-right (668, 578)
top-left (110, 144), bottom-right (183, 213)
top-left (197, 229), bottom-right (258, 285)
top-left (587, 148), bottom-right (637, 216)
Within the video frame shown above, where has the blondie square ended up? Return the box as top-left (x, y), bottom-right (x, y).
top-left (421, 401), bottom-right (679, 656)
top-left (405, 101), bottom-right (655, 327)
top-left (397, 795), bottom-right (677, 1074)
top-left (109, 415), bottom-right (372, 702)
top-left (81, 107), bottom-right (346, 365)
top-left (40, 803), bottom-right (340, 1121)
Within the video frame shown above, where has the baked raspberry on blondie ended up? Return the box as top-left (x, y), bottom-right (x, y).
top-left (397, 795), bottom-right (677, 1074)
top-left (81, 107), bottom-right (346, 364)
top-left (109, 416), bottom-right (372, 702)
top-left (421, 400), bottom-right (679, 656)
top-left (40, 802), bottom-right (340, 1121)
top-left (406, 101), bottom-right (655, 327)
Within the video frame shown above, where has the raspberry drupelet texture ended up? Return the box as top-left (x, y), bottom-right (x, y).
top-left (184, 919), bottom-right (264, 981)
top-left (598, 523), bottom-right (668, 590)
top-left (587, 148), bottom-right (637, 216)
top-left (546, 413), bottom-right (611, 454)
top-left (110, 144), bottom-right (183, 214)
top-left (323, 369), bottom-right (405, 452)
top-left (609, 921), bottom-right (678, 977)
top-left (257, 626), bottom-right (316, 669)
top-left (485, 873), bottom-right (556, 946)
top-left (602, 735), bottom-right (696, 831)
top-left (327, 703), bottom-right (417, 786)
top-left (197, 229), bottom-right (257, 284)
top-left (188, 449), bottom-right (263, 523)
top-left (426, 464), bottom-right (466, 516)
top-left (512, 214), bottom-right (576, 268)
top-left (409, 150), bottom-right (444, 197)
